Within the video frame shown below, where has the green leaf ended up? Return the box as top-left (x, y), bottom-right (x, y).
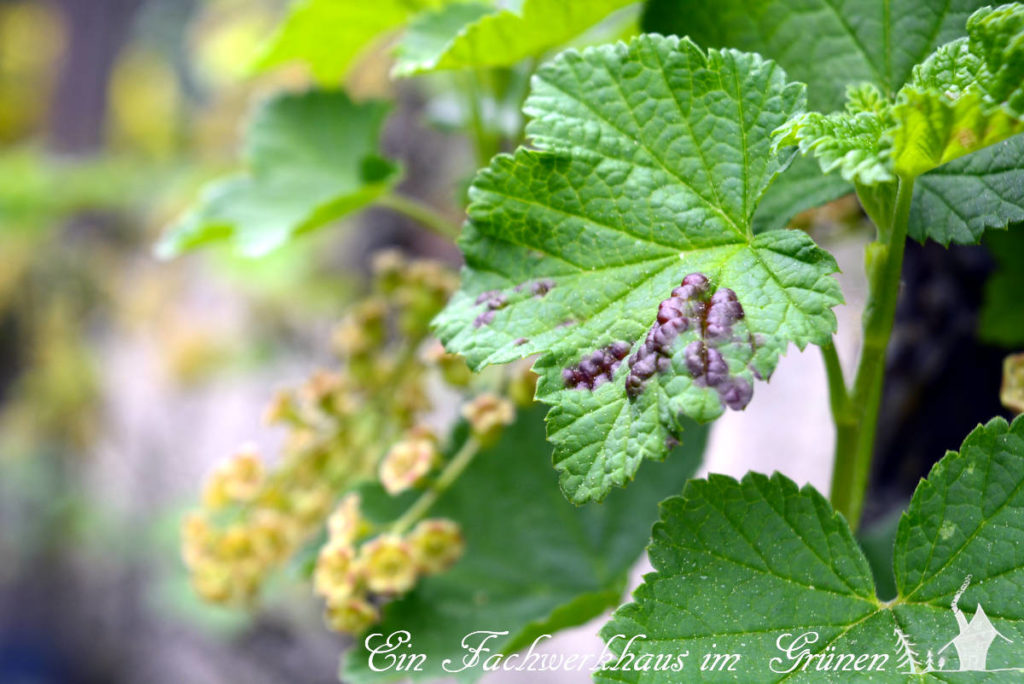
top-left (340, 404), bottom-right (708, 683)
top-left (598, 414), bottom-right (1024, 681)
top-left (979, 225), bottom-right (1024, 346)
top-left (773, 85), bottom-right (895, 186)
top-left (890, 4), bottom-right (1024, 177)
top-left (434, 36), bottom-right (842, 504)
top-left (251, 0), bottom-right (440, 84)
top-left (778, 6), bottom-right (1024, 186)
top-left (643, 0), bottom-right (1024, 245)
top-left (641, 0), bottom-right (987, 112)
top-left (392, 2), bottom-right (494, 77)
top-left (393, 0), bottom-right (636, 76)
top-left (909, 135), bottom-right (1024, 245)
top-left (157, 91), bottom-right (400, 258)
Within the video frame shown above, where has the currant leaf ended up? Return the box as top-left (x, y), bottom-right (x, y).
top-left (251, 0), bottom-right (442, 84)
top-left (434, 35), bottom-right (842, 503)
top-left (598, 415), bottom-right (1024, 682)
top-left (157, 91), bottom-right (399, 258)
top-left (777, 5), bottom-right (1024, 186)
top-left (890, 4), bottom-right (1024, 177)
top-left (392, 0), bottom-right (636, 77)
top-left (644, 0), bottom-right (1024, 245)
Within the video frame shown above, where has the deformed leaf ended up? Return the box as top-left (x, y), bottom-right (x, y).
top-left (434, 36), bottom-right (842, 503)
top-left (644, 0), bottom-right (1024, 245)
top-left (340, 405), bottom-right (708, 683)
top-left (774, 84), bottom-right (895, 185)
top-left (779, 4), bottom-right (1024, 183)
top-left (392, 0), bottom-right (636, 77)
top-left (890, 3), bottom-right (1024, 177)
top-left (157, 91), bottom-right (400, 258)
top-left (641, 0), bottom-right (987, 113)
top-left (598, 414), bottom-right (1024, 682)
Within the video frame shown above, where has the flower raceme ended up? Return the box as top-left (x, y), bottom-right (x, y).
top-left (180, 252), bottom-right (519, 635)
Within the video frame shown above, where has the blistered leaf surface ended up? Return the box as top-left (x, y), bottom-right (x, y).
top-left (434, 36), bottom-right (842, 503)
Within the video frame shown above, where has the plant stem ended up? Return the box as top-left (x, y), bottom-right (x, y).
top-left (829, 175), bottom-right (915, 531)
top-left (390, 437), bottom-right (481, 535)
top-left (374, 193), bottom-right (461, 240)
top-left (820, 341), bottom-right (849, 418)
top-left (464, 70), bottom-right (501, 168)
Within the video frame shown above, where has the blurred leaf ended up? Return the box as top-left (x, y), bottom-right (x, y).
top-left (980, 225), bottom-right (1024, 346)
top-left (392, 0), bottom-right (636, 76)
top-left (251, 0), bottom-right (443, 84)
top-left (341, 404), bottom-right (708, 683)
top-left (157, 90), bottom-right (400, 258)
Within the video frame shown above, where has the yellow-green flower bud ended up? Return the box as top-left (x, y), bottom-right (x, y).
top-left (507, 365), bottom-right (539, 407)
top-left (379, 436), bottom-right (438, 495)
top-left (291, 485), bottom-right (333, 529)
top-left (358, 534), bottom-right (418, 595)
top-left (461, 393), bottom-right (515, 446)
top-left (371, 249), bottom-right (406, 294)
top-left (314, 541), bottom-right (358, 600)
top-left (191, 561), bottom-right (233, 604)
top-left (201, 466), bottom-right (231, 511)
top-left (324, 595), bottom-right (379, 635)
top-left (250, 509), bottom-right (298, 564)
top-left (327, 493), bottom-right (364, 546)
top-left (424, 341), bottom-right (472, 387)
top-left (263, 389), bottom-right (299, 425)
top-left (409, 518), bottom-right (465, 574)
top-left (218, 523), bottom-right (256, 561)
top-left (223, 444), bottom-right (264, 502)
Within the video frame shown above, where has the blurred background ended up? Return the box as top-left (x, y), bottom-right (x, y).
top-left (0, 1), bottom-right (1019, 683)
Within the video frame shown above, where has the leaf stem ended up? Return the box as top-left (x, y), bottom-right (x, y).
top-left (390, 437), bottom-right (481, 535)
top-left (464, 70), bottom-right (502, 168)
top-left (820, 341), bottom-right (850, 418)
top-left (830, 175), bottom-right (915, 530)
top-left (374, 193), bottom-right (461, 240)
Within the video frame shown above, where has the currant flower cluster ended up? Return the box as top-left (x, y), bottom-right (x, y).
top-left (180, 251), bottom-right (524, 634)
top-left (313, 492), bottom-right (465, 633)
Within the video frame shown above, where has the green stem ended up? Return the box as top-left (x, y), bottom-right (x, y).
top-left (374, 193), bottom-right (461, 240)
top-left (464, 70), bottom-right (501, 168)
top-left (390, 437), bottom-right (481, 535)
top-left (829, 176), bottom-right (915, 530)
top-left (820, 341), bottom-right (850, 418)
